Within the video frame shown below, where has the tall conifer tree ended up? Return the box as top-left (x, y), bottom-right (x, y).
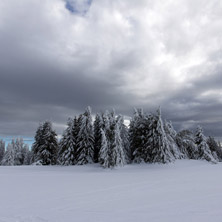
top-left (93, 113), bottom-right (103, 163)
top-left (76, 107), bottom-right (94, 165)
top-left (0, 139), bottom-right (5, 163)
top-left (32, 121), bottom-right (58, 165)
top-left (129, 108), bottom-right (146, 163)
top-left (1, 143), bottom-right (15, 166)
top-left (59, 118), bottom-right (77, 165)
top-left (147, 108), bottom-right (175, 163)
top-left (195, 126), bottom-right (217, 163)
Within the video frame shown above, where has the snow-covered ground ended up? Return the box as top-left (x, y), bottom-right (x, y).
top-left (1, 160), bottom-right (222, 222)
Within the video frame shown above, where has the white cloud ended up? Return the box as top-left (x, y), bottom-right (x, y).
top-left (0, 0), bottom-right (222, 136)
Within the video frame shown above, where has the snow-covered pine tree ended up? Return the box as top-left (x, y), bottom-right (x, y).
top-left (143, 113), bottom-right (157, 163)
top-left (99, 128), bottom-right (110, 168)
top-left (117, 115), bottom-right (131, 163)
top-left (98, 111), bottom-right (110, 167)
top-left (93, 113), bottom-right (103, 163)
top-left (218, 141), bottom-right (222, 158)
top-left (102, 110), bottom-right (111, 131)
top-left (176, 130), bottom-right (198, 159)
top-left (129, 108), bottom-right (146, 163)
top-left (218, 142), bottom-right (222, 160)
top-left (164, 120), bottom-right (182, 159)
top-left (148, 108), bottom-right (175, 163)
top-left (1, 143), bottom-right (15, 166)
top-left (76, 107), bottom-right (94, 165)
top-left (111, 117), bottom-right (125, 167)
top-left (32, 121), bottom-right (58, 165)
top-left (23, 144), bottom-right (33, 165)
top-left (0, 139), bottom-right (5, 163)
top-left (106, 111), bottom-right (117, 167)
top-left (195, 126), bottom-right (217, 163)
top-left (207, 136), bottom-right (222, 161)
top-left (98, 110), bottom-right (126, 168)
top-left (14, 138), bottom-right (25, 165)
top-left (59, 118), bottom-right (77, 165)
top-left (32, 123), bottom-right (44, 163)
top-left (41, 121), bottom-right (58, 165)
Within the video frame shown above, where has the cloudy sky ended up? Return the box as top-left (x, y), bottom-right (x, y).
top-left (0, 0), bottom-right (222, 140)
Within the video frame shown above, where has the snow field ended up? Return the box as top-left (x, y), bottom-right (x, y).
top-left (0, 160), bottom-right (222, 222)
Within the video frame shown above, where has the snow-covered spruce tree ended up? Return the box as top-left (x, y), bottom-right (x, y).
top-left (117, 115), bottom-right (130, 163)
top-left (147, 108), bottom-right (175, 163)
top-left (1, 143), bottom-right (15, 166)
top-left (207, 136), bottom-right (222, 161)
top-left (143, 113), bottom-right (157, 163)
top-left (195, 126), bottom-right (217, 163)
top-left (0, 139), bottom-right (5, 163)
top-left (218, 142), bottom-right (222, 160)
top-left (164, 120), bottom-right (183, 159)
top-left (23, 144), bottom-right (33, 165)
top-left (41, 121), bottom-right (58, 165)
top-left (76, 107), bottom-right (94, 165)
top-left (99, 128), bottom-right (110, 168)
top-left (129, 108), bottom-right (147, 163)
top-left (98, 110), bottom-right (126, 168)
top-left (14, 138), bottom-right (26, 165)
top-left (1, 138), bottom-right (30, 165)
top-left (32, 123), bottom-right (44, 163)
top-left (59, 118), bottom-right (77, 165)
top-left (102, 110), bottom-right (111, 130)
top-left (32, 121), bottom-right (58, 165)
top-left (111, 118), bottom-right (125, 167)
top-left (93, 113), bottom-right (103, 163)
top-left (98, 111), bottom-right (111, 167)
top-left (176, 130), bottom-right (198, 159)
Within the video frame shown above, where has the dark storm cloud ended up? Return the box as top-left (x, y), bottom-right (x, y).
top-left (159, 69), bottom-right (222, 138)
top-left (0, 61), bottom-right (135, 136)
top-left (0, 0), bottom-right (222, 139)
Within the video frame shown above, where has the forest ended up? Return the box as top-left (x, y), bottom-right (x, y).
top-left (0, 107), bottom-right (221, 167)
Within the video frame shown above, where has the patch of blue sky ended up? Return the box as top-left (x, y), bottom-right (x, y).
top-left (0, 136), bottom-right (34, 149)
top-left (65, 0), bottom-right (92, 15)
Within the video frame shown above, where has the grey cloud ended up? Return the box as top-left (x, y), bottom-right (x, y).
top-left (0, 0), bottom-right (222, 140)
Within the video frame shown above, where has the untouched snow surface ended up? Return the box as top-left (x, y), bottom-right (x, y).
top-left (1, 160), bottom-right (222, 222)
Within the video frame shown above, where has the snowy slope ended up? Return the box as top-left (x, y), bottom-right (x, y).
top-left (0, 160), bottom-right (222, 222)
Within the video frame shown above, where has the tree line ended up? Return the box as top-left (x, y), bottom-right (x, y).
top-left (1, 107), bottom-right (221, 167)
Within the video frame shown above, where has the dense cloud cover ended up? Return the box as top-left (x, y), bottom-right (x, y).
top-left (0, 0), bottom-right (222, 139)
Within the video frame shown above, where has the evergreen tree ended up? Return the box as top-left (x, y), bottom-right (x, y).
top-left (0, 139), bottom-right (5, 163)
top-left (195, 126), bottom-right (217, 163)
top-left (32, 121), bottom-right (58, 165)
top-left (147, 108), bottom-right (175, 163)
top-left (176, 130), bottom-right (198, 159)
top-left (14, 138), bottom-right (25, 165)
top-left (99, 128), bottom-right (110, 168)
top-left (76, 107), bottom-right (94, 165)
top-left (111, 118), bottom-right (125, 167)
top-left (207, 136), bottom-right (222, 161)
top-left (93, 113), bottom-right (103, 163)
top-left (1, 143), bottom-right (15, 166)
top-left (32, 123), bottom-right (44, 163)
top-left (218, 141), bottom-right (222, 158)
top-left (98, 110), bottom-right (126, 168)
top-left (129, 108), bottom-right (147, 163)
top-left (164, 121), bottom-right (183, 159)
top-left (1, 138), bottom-right (30, 165)
top-left (59, 118), bottom-right (77, 165)
top-left (117, 115), bottom-right (130, 163)
top-left (144, 113), bottom-right (158, 162)
top-left (23, 145), bottom-right (33, 165)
